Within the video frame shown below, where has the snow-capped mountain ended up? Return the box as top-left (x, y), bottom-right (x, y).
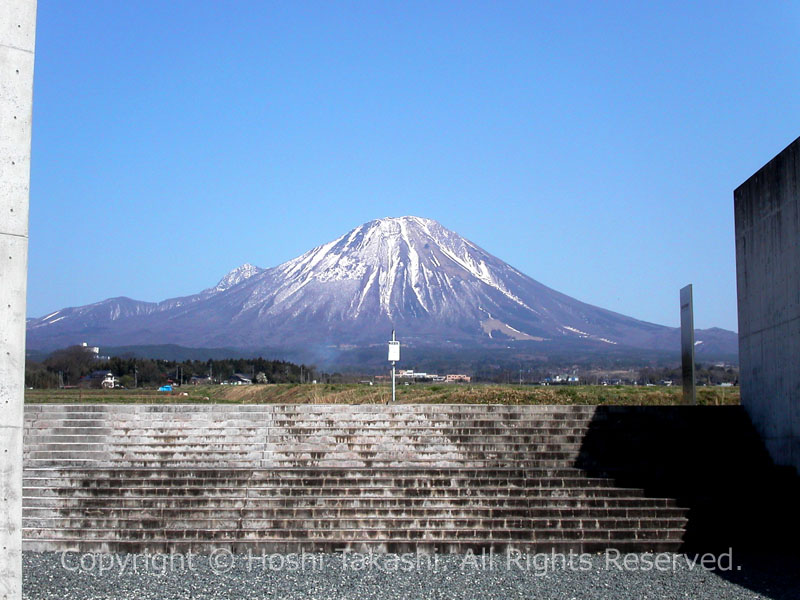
top-left (26, 216), bottom-right (738, 360)
top-left (208, 263), bottom-right (264, 293)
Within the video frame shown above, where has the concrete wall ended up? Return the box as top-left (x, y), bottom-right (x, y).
top-left (0, 1), bottom-right (36, 598)
top-left (735, 136), bottom-right (800, 474)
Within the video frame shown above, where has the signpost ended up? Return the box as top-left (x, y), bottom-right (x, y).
top-left (388, 330), bottom-right (400, 403)
top-left (680, 284), bottom-right (696, 405)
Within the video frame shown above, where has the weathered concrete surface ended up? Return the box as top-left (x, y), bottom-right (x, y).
top-left (22, 404), bottom-right (691, 554)
top-left (680, 284), bottom-right (696, 405)
top-left (1, 1), bottom-right (36, 598)
top-left (22, 404), bottom-right (798, 554)
top-left (735, 136), bottom-right (800, 474)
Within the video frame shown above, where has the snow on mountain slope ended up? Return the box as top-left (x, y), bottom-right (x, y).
top-left (206, 263), bottom-right (264, 293)
top-left (26, 217), bottom-right (738, 357)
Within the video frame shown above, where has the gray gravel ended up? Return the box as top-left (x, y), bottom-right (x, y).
top-left (22, 550), bottom-right (798, 599)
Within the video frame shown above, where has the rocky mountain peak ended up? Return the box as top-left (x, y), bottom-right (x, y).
top-left (212, 263), bottom-right (263, 293)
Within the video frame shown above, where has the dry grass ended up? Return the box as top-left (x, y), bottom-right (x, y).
top-left (25, 383), bottom-right (740, 406)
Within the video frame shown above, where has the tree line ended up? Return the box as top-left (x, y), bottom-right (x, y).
top-left (25, 345), bottom-right (322, 389)
top-left (636, 364), bottom-right (737, 386)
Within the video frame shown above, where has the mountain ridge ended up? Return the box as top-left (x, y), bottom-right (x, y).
top-left (26, 216), bottom-right (738, 363)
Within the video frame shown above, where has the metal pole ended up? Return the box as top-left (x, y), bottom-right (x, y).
top-left (391, 329), bottom-right (396, 402)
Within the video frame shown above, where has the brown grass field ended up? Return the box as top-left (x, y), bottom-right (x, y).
top-left (25, 383), bottom-right (740, 406)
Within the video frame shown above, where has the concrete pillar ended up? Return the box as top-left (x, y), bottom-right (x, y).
top-left (735, 136), bottom-right (800, 474)
top-left (680, 284), bottom-right (696, 405)
top-left (0, 1), bottom-right (36, 598)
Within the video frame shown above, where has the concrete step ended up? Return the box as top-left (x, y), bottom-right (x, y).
top-left (23, 477), bottom-right (602, 490)
top-left (23, 526), bottom-right (686, 542)
top-left (23, 517), bottom-right (686, 540)
top-left (21, 459), bottom-right (588, 469)
top-left (22, 466), bottom-right (591, 479)
top-left (24, 449), bottom-right (585, 459)
top-left (23, 494), bottom-right (674, 510)
top-left (23, 425), bottom-right (596, 436)
top-left (24, 433), bottom-right (590, 445)
top-left (36, 424), bottom-right (745, 437)
top-left (22, 538), bottom-right (685, 555)
top-left (23, 451), bottom-right (586, 464)
top-left (22, 476), bottom-right (635, 491)
top-left (22, 474), bottom-right (640, 487)
top-left (23, 506), bottom-right (686, 520)
top-left (24, 441), bottom-right (587, 452)
top-left (23, 515), bottom-right (688, 530)
top-left (24, 485), bottom-right (652, 501)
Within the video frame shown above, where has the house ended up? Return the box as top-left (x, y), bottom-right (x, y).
top-left (79, 370), bottom-right (116, 389)
top-left (398, 370), bottom-right (438, 381)
top-left (445, 374), bottom-right (471, 383)
top-left (227, 373), bottom-right (252, 385)
top-left (189, 376), bottom-right (213, 385)
top-left (80, 342), bottom-right (100, 358)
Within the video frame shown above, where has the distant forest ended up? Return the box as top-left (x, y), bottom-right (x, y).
top-left (25, 345), bottom-right (322, 389)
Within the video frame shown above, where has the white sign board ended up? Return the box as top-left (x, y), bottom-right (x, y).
top-left (388, 341), bottom-right (400, 362)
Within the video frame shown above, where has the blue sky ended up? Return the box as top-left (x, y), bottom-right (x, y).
top-left (28, 1), bottom-right (800, 331)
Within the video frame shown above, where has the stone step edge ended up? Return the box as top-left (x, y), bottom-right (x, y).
top-left (25, 515), bottom-right (687, 523)
top-left (24, 507), bottom-right (687, 516)
top-left (23, 526), bottom-right (687, 534)
top-left (23, 482), bottom-right (651, 492)
top-left (22, 466), bottom-right (592, 472)
top-left (22, 481), bottom-right (624, 489)
top-left (24, 496), bottom-right (663, 506)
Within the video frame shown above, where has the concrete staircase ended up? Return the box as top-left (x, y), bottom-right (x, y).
top-left (23, 404), bottom-right (690, 554)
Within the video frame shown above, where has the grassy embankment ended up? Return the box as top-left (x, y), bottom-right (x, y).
top-left (25, 384), bottom-right (739, 406)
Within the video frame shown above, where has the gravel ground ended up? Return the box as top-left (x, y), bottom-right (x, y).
top-left (22, 550), bottom-right (799, 600)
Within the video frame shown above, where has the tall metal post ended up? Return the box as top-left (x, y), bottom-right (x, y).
top-left (680, 284), bottom-right (696, 405)
top-left (391, 329), bottom-right (396, 403)
top-left (1, 2), bottom-right (36, 598)
top-left (388, 330), bottom-right (399, 403)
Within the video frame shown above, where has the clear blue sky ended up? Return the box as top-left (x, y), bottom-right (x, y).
top-left (28, 1), bottom-right (800, 331)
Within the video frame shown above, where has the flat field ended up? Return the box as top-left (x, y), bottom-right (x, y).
top-left (25, 383), bottom-right (739, 406)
